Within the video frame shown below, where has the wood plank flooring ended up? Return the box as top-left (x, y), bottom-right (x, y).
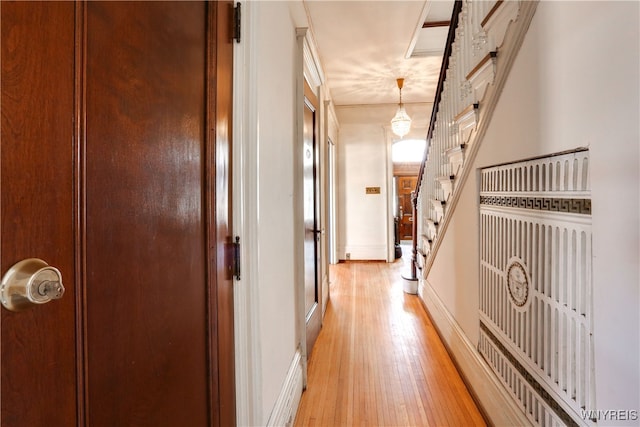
top-left (294, 255), bottom-right (486, 426)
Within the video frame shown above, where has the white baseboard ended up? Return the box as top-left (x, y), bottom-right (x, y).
top-left (322, 274), bottom-right (329, 318)
top-left (266, 350), bottom-right (304, 427)
top-left (419, 280), bottom-right (531, 426)
top-left (340, 244), bottom-right (387, 261)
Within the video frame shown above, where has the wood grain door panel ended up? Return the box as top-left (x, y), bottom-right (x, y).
top-left (210, 1), bottom-right (236, 424)
top-left (0, 2), bottom-right (78, 426)
top-left (397, 176), bottom-right (417, 240)
top-left (0, 2), bottom-right (234, 425)
top-left (84, 3), bottom-right (209, 425)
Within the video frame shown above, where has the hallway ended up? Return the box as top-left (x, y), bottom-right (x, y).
top-left (294, 251), bottom-right (487, 426)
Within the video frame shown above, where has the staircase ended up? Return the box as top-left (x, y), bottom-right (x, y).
top-left (414, 0), bottom-right (538, 277)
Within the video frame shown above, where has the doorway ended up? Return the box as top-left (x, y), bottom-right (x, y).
top-left (396, 176), bottom-right (418, 240)
top-left (391, 138), bottom-right (426, 248)
top-left (303, 80), bottom-right (322, 357)
top-left (327, 138), bottom-right (337, 264)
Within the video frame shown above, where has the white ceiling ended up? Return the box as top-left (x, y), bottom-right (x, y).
top-left (304, 0), bottom-right (454, 107)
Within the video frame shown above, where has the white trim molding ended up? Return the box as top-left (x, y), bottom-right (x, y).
top-left (295, 27), bottom-right (309, 386)
top-left (419, 281), bottom-right (531, 426)
top-left (341, 244), bottom-right (388, 261)
top-left (302, 30), bottom-right (324, 91)
top-left (482, 0), bottom-right (521, 50)
top-left (233, 1), bottom-right (262, 424)
top-left (266, 350), bottom-right (305, 427)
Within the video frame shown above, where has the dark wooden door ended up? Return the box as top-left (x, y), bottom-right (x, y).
top-left (303, 82), bottom-right (321, 357)
top-left (0, 2), bottom-right (234, 426)
top-left (397, 176), bottom-right (417, 240)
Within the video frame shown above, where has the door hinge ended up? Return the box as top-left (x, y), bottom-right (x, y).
top-left (232, 236), bottom-right (241, 280)
top-left (233, 2), bottom-right (241, 43)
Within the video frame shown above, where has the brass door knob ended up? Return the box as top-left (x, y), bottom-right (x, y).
top-left (1, 258), bottom-right (65, 311)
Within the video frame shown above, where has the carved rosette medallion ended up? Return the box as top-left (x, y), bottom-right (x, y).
top-left (506, 257), bottom-right (530, 309)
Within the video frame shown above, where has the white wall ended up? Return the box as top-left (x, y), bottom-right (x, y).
top-left (336, 104), bottom-right (430, 261)
top-left (337, 117), bottom-right (388, 260)
top-left (425, 1), bottom-right (639, 423)
top-left (256, 4), bottom-right (297, 419)
top-left (235, 3), bottom-right (339, 424)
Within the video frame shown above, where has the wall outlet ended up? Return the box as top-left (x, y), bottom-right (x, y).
top-left (346, 253), bottom-right (350, 260)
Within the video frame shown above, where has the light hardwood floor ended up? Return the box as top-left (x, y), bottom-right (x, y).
top-left (294, 254), bottom-right (487, 426)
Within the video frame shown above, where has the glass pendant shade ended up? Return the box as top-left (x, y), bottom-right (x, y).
top-left (391, 77), bottom-right (411, 138)
top-left (391, 105), bottom-right (411, 138)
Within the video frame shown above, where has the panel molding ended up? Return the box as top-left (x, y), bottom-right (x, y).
top-left (479, 196), bottom-right (592, 215)
top-left (479, 322), bottom-right (579, 426)
top-left (478, 151), bottom-right (594, 426)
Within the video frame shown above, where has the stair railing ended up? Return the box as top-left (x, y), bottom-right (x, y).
top-left (414, 0), bottom-right (538, 277)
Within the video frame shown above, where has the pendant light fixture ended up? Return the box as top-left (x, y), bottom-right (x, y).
top-left (391, 78), bottom-right (412, 138)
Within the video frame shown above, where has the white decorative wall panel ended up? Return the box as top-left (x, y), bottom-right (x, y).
top-left (478, 150), bottom-right (594, 426)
